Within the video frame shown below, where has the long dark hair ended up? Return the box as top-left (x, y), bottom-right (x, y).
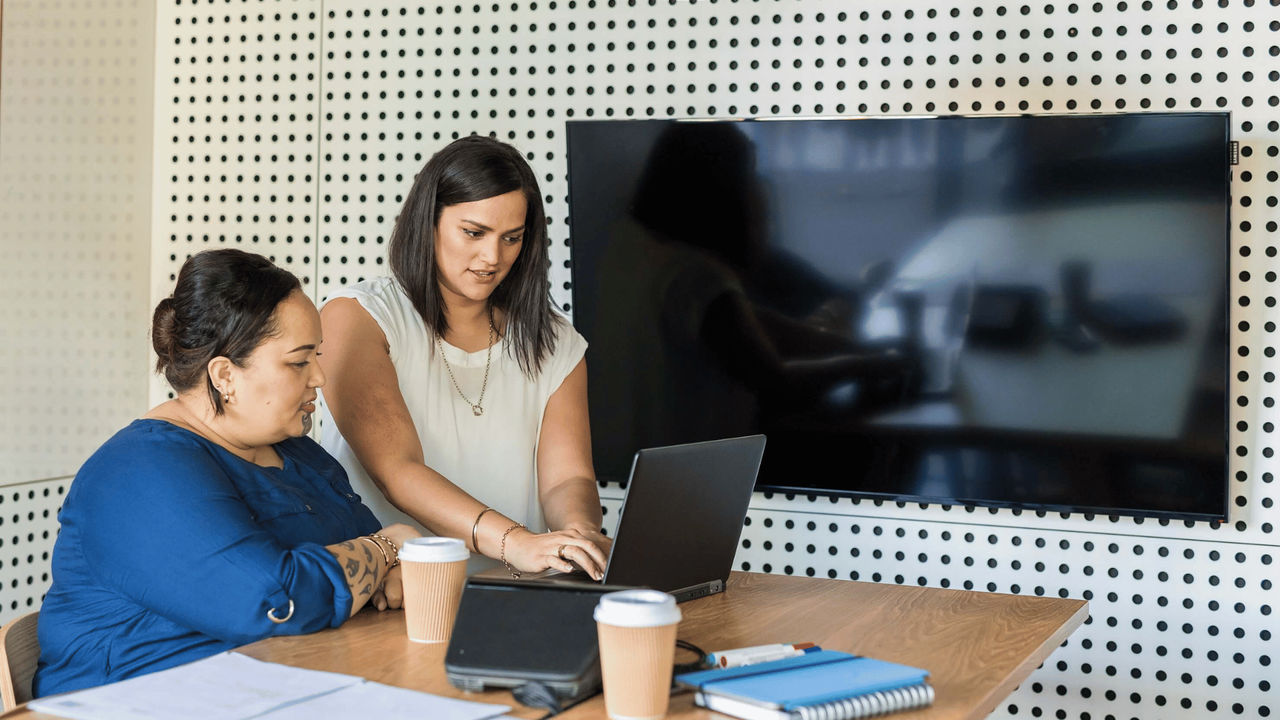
top-left (389, 135), bottom-right (556, 377)
top-left (152, 249), bottom-right (301, 414)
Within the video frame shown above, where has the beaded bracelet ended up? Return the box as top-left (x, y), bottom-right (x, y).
top-left (499, 522), bottom-right (526, 578)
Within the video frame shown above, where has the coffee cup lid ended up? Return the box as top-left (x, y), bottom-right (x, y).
top-left (593, 589), bottom-right (682, 627)
top-left (399, 536), bottom-right (469, 563)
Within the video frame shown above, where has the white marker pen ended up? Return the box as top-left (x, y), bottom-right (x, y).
top-left (707, 642), bottom-right (819, 668)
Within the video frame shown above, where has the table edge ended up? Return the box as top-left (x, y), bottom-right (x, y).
top-left (963, 599), bottom-right (1090, 720)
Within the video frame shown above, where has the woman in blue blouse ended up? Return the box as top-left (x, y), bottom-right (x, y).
top-left (34, 250), bottom-right (420, 696)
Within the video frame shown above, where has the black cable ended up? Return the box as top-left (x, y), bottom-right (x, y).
top-left (513, 681), bottom-right (561, 717)
top-left (674, 638), bottom-right (710, 674)
top-left (516, 639), bottom-right (709, 717)
top-left (514, 681), bottom-right (597, 719)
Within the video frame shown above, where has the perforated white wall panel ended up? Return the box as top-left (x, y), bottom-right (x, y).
top-left (150, 0), bottom-right (324, 402)
top-left (0, 479), bottom-right (67, 626)
top-left (0, 0), bottom-right (154, 483)
top-left (0, 1), bottom-right (154, 624)
top-left (152, 2), bottom-right (1278, 718)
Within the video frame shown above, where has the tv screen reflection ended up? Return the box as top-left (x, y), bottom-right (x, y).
top-left (569, 114), bottom-right (1229, 520)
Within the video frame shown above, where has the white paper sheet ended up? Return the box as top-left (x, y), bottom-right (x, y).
top-left (31, 652), bottom-right (360, 720)
top-left (29, 652), bottom-right (510, 720)
top-left (262, 681), bottom-right (510, 720)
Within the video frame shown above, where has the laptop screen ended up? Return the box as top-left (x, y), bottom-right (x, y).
top-left (604, 436), bottom-right (766, 594)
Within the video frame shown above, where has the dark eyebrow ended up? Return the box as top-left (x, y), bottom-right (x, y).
top-left (461, 219), bottom-right (526, 235)
top-left (287, 344), bottom-right (317, 353)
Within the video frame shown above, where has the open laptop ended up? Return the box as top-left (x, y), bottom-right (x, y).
top-left (443, 436), bottom-right (765, 699)
top-left (521, 434), bottom-right (766, 602)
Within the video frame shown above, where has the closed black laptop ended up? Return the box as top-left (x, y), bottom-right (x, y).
top-left (444, 578), bottom-right (615, 700)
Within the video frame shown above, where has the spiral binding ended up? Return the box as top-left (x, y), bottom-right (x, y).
top-left (794, 682), bottom-right (935, 720)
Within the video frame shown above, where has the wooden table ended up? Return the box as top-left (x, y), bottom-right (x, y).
top-left (14, 572), bottom-right (1087, 720)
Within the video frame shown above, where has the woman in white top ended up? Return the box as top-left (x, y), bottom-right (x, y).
top-left (317, 136), bottom-right (610, 578)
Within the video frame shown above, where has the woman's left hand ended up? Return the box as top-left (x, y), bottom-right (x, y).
top-left (370, 565), bottom-right (404, 611)
top-left (564, 523), bottom-right (613, 560)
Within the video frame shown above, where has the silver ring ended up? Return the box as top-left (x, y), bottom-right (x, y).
top-left (557, 544), bottom-right (568, 560)
top-left (266, 599), bottom-right (295, 624)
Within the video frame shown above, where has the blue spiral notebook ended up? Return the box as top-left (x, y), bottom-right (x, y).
top-left (676, 650), bottom-right (933, 720)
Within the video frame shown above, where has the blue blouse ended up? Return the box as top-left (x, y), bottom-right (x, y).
top-left (34, 419), bottom-right (381, 697)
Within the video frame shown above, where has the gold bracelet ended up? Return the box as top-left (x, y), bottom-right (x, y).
top-left (366, 533), bottom-right (400, 569)
top-left (499, 522), bottom-right (526, 578)
top-left (360, 536), bottom-right (389, 567)
top-left (471, 506), bottom-right (496, 554)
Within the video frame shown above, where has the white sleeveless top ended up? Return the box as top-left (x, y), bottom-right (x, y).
top-left (318, 276), bottom-right (588, 570)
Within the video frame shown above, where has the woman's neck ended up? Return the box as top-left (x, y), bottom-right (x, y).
top-left (440, 295), bottom-right (503, 351)
top-left (146, 396), bottom-right (282, 468)
top-left (443, 299), bottom-right (491, 330)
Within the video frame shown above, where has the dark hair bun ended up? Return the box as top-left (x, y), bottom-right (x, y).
top-left (151, 297), bottom-right (180, 373)
top-left (150, 250), bottom-right (301, 412)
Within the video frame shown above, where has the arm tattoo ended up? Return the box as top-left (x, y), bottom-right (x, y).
top-left (359, 583), bottom-right (373, 597)
top-left (345, 557), bottom-right (361, 579)
top-left (362, 543), bottom-right (373, 563)
top-left (339, 540), bottom-right (356, 551)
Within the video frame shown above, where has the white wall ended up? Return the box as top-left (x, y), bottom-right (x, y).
top-left (0, 0), bottom-right (155, 621)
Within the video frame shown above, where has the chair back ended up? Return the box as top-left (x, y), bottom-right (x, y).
top-left (0, 612), bottom-right (40, 710)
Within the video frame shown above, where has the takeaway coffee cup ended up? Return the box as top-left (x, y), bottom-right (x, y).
top-left (399, 537), bottom-right (469, 643)
top-left (594, 589), bottom-right (682, 720)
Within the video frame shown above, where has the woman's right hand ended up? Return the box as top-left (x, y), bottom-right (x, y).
top-left (367, 524), bottom-right (417, 612)
top-left (370, 564), bottom-right (403, 612)
top-left (503, 527), bottom-right (609, 580)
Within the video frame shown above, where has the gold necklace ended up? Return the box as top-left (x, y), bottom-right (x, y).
top-left (436, 317), bottom-right (495, 417)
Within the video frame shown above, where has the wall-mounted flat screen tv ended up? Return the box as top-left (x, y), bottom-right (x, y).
top-left (568, 113), bottom-right (1230, 522)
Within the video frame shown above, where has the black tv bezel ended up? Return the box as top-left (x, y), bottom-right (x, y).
top-left (566, 112), bottom-right (1232, 524)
